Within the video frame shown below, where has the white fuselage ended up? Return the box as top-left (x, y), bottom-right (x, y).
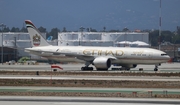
top-left (25, 46), bottom-right (170, 65)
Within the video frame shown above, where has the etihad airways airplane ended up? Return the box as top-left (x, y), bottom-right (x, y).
top-left (25, 20), bottom-right (170, 71)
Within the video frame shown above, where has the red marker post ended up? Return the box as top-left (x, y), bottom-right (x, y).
top-left (51, 65), bottom-right (63, 70)
top-left (50, 65), bottom-right (63, 84)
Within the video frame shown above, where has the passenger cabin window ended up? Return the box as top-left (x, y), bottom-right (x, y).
top-left (161, 54), bottom-right (167, 56)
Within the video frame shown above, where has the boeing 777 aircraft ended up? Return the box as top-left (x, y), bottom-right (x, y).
top-left (25, 20), bottom-right (170, 71)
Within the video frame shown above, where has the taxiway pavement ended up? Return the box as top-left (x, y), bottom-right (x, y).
top-left (0, 86), bottom-right (180, 94)
top-left (0, 96), bottom-right (180, 105)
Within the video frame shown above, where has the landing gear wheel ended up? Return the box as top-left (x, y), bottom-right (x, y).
top-left (154, 66), bottom-right (158, 71)
top-left (154, 68), bottom-right (158, 71)
top-left (97, 68), bottom-right (108, 71)
top-left (126, 68), bottom-right (130, 71)
top-left (81, 67), bottom-right (93, 71)
top-left (139, 68), bottom-right (143, 71)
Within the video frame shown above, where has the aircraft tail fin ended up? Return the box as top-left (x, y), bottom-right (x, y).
top-left (25, 20), bottom-right (50, 47)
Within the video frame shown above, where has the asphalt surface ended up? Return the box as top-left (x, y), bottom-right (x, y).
top-left (0, 62), bottom-right (179, 104)
top-left (0, 86), bottom-right (179, 94)
top-left (0, 75), bottom-right (180, 81)
top-left (0, 96), bottom-right (180, 105)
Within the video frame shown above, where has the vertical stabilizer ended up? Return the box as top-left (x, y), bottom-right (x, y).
top-left (25, 20), bottom-right (50, 47)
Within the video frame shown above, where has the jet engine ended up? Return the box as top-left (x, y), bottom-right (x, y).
top-left (93, 57), bottom-right (111, 70)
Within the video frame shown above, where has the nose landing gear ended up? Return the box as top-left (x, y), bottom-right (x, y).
top-left (154, 66), bottom-right (158, 71)
top-left (154, 64), bottom-right (161, 71)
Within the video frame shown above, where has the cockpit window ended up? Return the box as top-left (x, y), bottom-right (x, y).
top-left (161, 54), bottom-right (168, 56)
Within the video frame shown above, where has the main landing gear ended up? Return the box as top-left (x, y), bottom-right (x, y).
top-left (111, 67), bottom-right (130, 71)
top-left (81, 62), bottom-right (93, 71)
top-left (96, 68), bottom-right (108, 71)
top-left (81, 67), bottom-right (93, 71)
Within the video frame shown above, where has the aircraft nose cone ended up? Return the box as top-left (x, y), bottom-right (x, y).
top-left (166, 55), bottom-right (171, 62)
top-left (160, 52), bottom-right (171, 62)
top-left (167, 55), bottom-right (170, 59)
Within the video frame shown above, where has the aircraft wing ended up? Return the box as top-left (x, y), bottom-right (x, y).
top-left (26, 48), bottom-right (117, 63)
top-left (46, 51), bottom-right (117, 62)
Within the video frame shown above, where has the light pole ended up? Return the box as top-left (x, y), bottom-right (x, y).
top-left (159, 0), bottom-right (162, 50)
top-left (172, 34), bottom-right (177, 62)
top-left (79, 26), bottom-right (85, 46)
top-left (0, 23), bottom-right (6, 65)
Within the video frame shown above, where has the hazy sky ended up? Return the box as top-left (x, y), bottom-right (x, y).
top-left (0, 0), bottom-right (180, 31)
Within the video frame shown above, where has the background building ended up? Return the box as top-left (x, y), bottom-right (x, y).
top-left (0, 32), bottom-right (46, 63)
top-left (58, 32), bottom-right (149, 47)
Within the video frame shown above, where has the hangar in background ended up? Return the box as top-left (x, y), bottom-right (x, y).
top-left (0, 32), bottom-right (47, 63)
top-left (58, 32), bottom-right (149, 47)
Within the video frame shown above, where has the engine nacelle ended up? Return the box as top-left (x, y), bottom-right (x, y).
top-left (93, 57), bottom-right (111, 69)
